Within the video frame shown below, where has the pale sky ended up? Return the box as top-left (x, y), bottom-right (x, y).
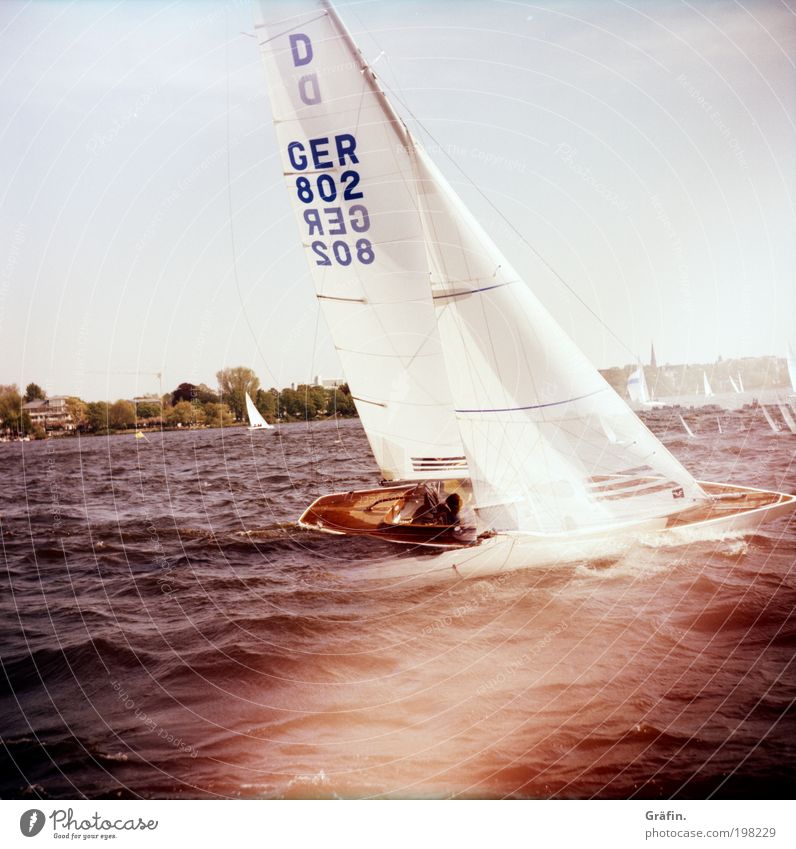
top-left (1, 0), bottom-right (794, 401)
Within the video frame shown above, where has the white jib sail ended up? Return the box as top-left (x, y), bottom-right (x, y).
top-left (703, 371), bottom-right (714, 397)
top-left (254, 0), bottom-right (465, 480)
top-left (246, 392), bottom-right (273, 429)
top-left (762, 405), bottom-right (780, 433)
top-left (778, 402), bottom-right (796, 434)
top-left (787, 343), bottom-right (796, 393)
top-left (627, 365), bottom-right (650, 406)
top-left (410, 145), bottom-right (706, 532)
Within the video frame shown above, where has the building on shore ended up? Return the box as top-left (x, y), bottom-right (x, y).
top-left (22, 396), bottom-right (74, 431)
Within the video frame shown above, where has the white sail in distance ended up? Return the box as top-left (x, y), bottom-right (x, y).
top-left (627, 365), bottom-right (650, 406)
top-left (778, 402), bottom-right (796, 434)
top-left (253, 0), bottom-right (465, 480)
top-left (729, 374), bottom-right (740, 393)
top-left (703, 371), bottom-right (714, 397)
top-left (787, 343), bottom-right (796, 393)
top-left (762, 405), bottom-right (780, 433)
top-left (255, 0), bottom-right (706, 533)
top-left (245, 392), bottom-right (273, 430)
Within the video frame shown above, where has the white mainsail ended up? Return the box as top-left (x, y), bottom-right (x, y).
top-left (253, 1), bottom-right (465, 480)
top-left (245, 392), bottom-right (273, 430)
top-left (255, 0), bottom-right (707, 534)
top-left (728, 374), bottom-right (740, 393)
top-left (703, 371), bottom-right (714, 397)
top-left (737, 372), bottom-right (745, 392)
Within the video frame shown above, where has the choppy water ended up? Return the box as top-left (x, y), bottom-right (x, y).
top-left (1, 408), bottom-right (794, 799)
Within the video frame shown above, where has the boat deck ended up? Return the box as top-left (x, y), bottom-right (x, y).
top-left (299, 481), bottom-right (478, 548)
top-left (299, 479), bottom-right (794, 549)
top-left (664, 481), bottom-right (791, 527)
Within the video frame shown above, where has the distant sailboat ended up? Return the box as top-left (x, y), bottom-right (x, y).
top-left (729, 375), bottom-right (740, 394)
top-left (778, 402), bottom-right (796, 435)
top-left (627, 364), bottom-right (664, 409)
top-left (787, 343), bottom-right (796, 393)
top-left (703, 371), bottom-right (714, 397)
top-left (253, 0), bottom-right (796, 577)
top-left (245, 392), bottom-right (274, 432)
top-left (737, 372), bottom-right (745, 393)
top-left (761, 405), bottom-right (780, 434)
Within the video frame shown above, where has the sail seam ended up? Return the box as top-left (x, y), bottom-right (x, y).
top-left (455, 388), bottom-right (607, 414)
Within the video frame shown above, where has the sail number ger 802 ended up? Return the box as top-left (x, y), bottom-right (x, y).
top-left (287, 133), bottom-right (374, 267)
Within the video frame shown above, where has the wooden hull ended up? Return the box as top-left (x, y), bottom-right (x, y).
top-left (298, 481), bottom-right (796, 581)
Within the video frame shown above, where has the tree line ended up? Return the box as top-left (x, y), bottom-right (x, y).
top-left (0, 367), bottom-right (357, 439)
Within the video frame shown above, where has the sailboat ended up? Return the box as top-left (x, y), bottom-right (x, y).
top-left (245, 392), bottom-right (274, 432)
top-left (253, 1), bottom-right (796, 577)
top-left (626, 363), bottom-right (665, 410)
top-left (702, 371), bottom-right (714, 398)
top-left (761, 405), bottom-right (781, 434)
top-left (777, 402), bottom-right (796, 435)
top-left (787, 343), bottom-right (796, 395)
top-left (729, 375), bottom-right (740, 394)
top-left (679, 415), bottom-right (695, 439)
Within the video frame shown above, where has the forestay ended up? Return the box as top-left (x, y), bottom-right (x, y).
top-left (254, 0), bottom-right (466, 480)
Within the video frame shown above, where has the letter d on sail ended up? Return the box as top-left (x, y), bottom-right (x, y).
top-left (299, 73), bottom-right (321, 105)
top-left (289, 34), bottom-right (313, 66)
top-left (289, 33), bottom-right (320, 104)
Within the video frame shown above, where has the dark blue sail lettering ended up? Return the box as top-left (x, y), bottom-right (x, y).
top-left (289, 34), bottom-right (313, 66)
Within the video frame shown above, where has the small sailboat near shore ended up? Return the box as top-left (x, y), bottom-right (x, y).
top-left (245, 392), bottom-right (274, 432)
top-left (253, 1), bottom-right (795, 578)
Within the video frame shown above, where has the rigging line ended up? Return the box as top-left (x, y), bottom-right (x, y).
top-left (376, 80), bottom-right (638, 362)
